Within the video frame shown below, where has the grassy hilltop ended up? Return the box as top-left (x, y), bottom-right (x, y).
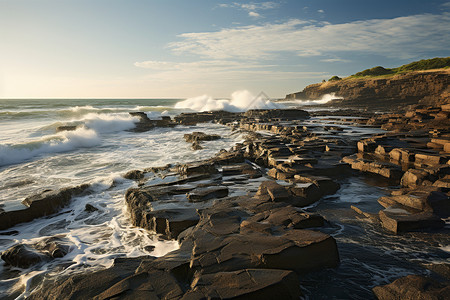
top-left (350, 57), bottom-right (450, 78)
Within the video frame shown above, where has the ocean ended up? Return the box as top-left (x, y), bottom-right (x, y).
top-left (0, 97), bottom-right (448, 299)
top-left (0, 98), bottom-right (253, 297)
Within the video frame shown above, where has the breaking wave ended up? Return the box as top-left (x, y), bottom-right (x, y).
top-left (175, 90), bottom-right (283, 112)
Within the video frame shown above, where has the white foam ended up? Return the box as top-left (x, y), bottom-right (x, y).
top-left (78, 113), bottom-right (138, 133)
top-left (175, 90), bottom-right (283, 112)
top-left (0, 127), bottom-right (101, 167)
top-left (281, 93), bottom-right (344, 105)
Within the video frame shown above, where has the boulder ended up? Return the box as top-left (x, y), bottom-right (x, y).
top-left (123, 169), bottom-right (145, 180)
top-left (400, 169), bottom-right (429, 188)
top-left (255, 181), bottom-right (290, 203)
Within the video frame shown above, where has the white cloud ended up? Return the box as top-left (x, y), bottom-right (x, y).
top-left (318, 9), bottom-right (324, 13)
top-left (169, 13), bottom-right (450, 60)
top-left (248, 11), bottom-right (261, 18)
top-left (218, 2), bottom-right (278, 17)
top-left (442, 2), bottom-right (450, 9)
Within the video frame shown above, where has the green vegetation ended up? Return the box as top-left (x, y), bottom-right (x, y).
top-left (351, 57), bottom-right (450, 78)
top-left (328, 75), bottom-right (342, 81)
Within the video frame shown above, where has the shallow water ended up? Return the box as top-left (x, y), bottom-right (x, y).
top-left (0, 98), bottom-right (448, 299)
top-left (301, 176), bottom-right (450, 299)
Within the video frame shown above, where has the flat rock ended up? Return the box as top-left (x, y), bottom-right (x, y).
top-left (372, 275), bottom-right (450, 300)
top-left (379, 209), bottom-right (444, 234)
top-left (0, 184), bottom-right (90, 230)
top-left (142, 208), bottom-right (200, 239)
top-left (182, 269), bottom-right (302, 300)
top-left (187, 186), bottom-right (229, 202)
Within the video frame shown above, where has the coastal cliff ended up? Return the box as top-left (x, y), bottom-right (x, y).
top-left (285, 69), bottom-right (450, 110)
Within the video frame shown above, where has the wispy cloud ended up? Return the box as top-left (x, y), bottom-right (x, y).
top-left (218, 2), bottom-right (279, 18)
top-left (318, 9), bottom-right (324, 13)
top-left (169, 13), bottom-right (450, 60)
top-left (442, 2), bottom-right (450, 9)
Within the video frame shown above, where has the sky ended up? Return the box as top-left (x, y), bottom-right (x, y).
top-left (0, 0), bottom-right (449, 99)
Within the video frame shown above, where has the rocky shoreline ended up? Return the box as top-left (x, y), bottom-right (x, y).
top-left (285, 69), bottom-right (450, 110)
top-left (1, 105), bottom-right (449, 299)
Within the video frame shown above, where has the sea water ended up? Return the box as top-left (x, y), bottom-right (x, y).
top-left (0, 96), bottom-right (448, 299)
top-left (0, 97), bottom-right (253, 297)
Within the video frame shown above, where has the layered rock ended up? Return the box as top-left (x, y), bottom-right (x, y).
top-left (285, 70), bottom-right (450, 109)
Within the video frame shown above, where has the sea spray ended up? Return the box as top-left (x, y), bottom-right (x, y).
top-left (175, 90), bottom-right (283, 112)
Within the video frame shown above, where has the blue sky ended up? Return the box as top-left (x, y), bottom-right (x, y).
top-left (1, 0), bottom-right (449, 98)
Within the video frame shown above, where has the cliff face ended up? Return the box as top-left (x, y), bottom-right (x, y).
top-left (285, 70), bottom-right (450, 109)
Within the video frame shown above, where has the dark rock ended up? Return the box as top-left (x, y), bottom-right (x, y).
top-left (184, 132), bottom-right (221, 143)
top-left (187, 186), bottom-right (229, 202)
top-left (85, 204), bottom-right (98, 212)
top-left (56, 125), bottom-right (78, 132)
top-left (379, 209), bottom-right (444, 234)
top-left (372, 275), bottom-right (450, 300)
top-left (188, 229), bottom-right (339, 275)
top-left (28, 257), bottom-right (151, 300)
top-left (255, 181), bottom-right (290, 203)
top-left (191, 141), bottom-right (203, 150)
top-left (183, 269), bottom-right (302, 300)
top-left (123, 169), bottom-right (145, 180)
top-left (0, 184), bottom-right (90, 230)
top-left (1, 244), bottom-right (47, 268)
top-left (422, 263), bottom-right (450, 280)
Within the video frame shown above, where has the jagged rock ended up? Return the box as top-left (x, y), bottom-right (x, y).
top-left (389, 148), bottom-right (415, 162)
top-left (255, 181), bottom-right (290, 203)
top-left (85, 204), bottom-right (98, 212)
top-left (372, 275), bottom-right (450, 300)
top-left (176, 162), bottom-right (217, 176)
top-left (342, 154), bottom-right (403, 181)
top-left (400, 169), bottom-right (429, 187)
top-left (191, 141), bottom-right (203, 150)
top-left (184, 132), bottom-right (221, 143)
top-left (183, 269), bottom-right (302, 300)
top-left (123, 169), bottom-right (145, 180)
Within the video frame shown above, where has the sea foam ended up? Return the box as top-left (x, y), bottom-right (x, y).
top-left (175, 90), bottom-right (282, 112)
top-left (0, 113), bottom-right (139, 167)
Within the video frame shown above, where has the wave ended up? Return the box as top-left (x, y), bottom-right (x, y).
top-left (174, 90), bottom-right (283, 112)
top-left (0, 114), bottom-right (139, 167)
top-left (280, 93), bottom-right (344, 106)
top-left (0, 127), bottom-right (100, 167)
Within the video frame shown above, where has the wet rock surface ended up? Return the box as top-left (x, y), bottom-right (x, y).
top-left (16, 106), bottom-right (450, 299)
